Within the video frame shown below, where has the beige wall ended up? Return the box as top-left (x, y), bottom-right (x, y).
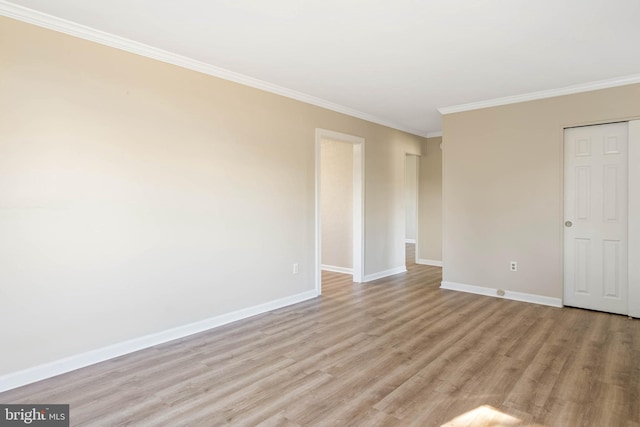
top-left (417, 137), bottom-right (442, 264)
top-left (405, 155), bottom-right (418, 241)
top-left (443, 84), bottom-right (640, 299)
top-left (0, 16), bottom-right (424, 377)
top-left (321, 139), bottom-right (353, 270)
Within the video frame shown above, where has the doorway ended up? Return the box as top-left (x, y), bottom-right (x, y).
top-left (315, 129), bottom-right (364, 295)
top-left (563, 122), bottom-right (630, 314)
top-left (405, 154), bottom-right (419, 267)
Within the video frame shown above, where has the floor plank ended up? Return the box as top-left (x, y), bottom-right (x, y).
top-left (1, 244), bottom-right (639, 426)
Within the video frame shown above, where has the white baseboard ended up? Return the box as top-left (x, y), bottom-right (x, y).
top-left (405, 239), bottom-right (416, 244)
top-left (0, 289), bottom-right (318, 393)
top-left (440, 281), bottom-right (562, 308)
top-left (364, 266), bottom-right (407, 282)
top-left (416, 258), bottom-right (443, 267)
top-left (321, 264), bottom-right (353, 275)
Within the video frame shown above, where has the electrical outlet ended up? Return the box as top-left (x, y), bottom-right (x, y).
top-left (510, 261), bottom-right (517, 271)
top-left (293, 263), bottom-right (299, 275)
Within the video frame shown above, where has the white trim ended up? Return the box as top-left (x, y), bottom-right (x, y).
top-left (364, 266), bottom-right (407, 282)
top-left (416, 259), bottom-right (443, 267)
top-left (0, 1), bottom-right (427, 138)
top-left (0, 290), bottom-right (317, 393)
top-left (352, 140), bottom-right (365, 283)
top-left (438, 74), bottom-right (640, 115)
top-left (321, 264), bottom-right (353, 275)
top-left (316, 129), bottom-right (365, 145)
top-left (426, 131), bottom-right (443, 138)
top-left (440, 281), bottom-right (562, 308)
top-left (405, 238), bottom-right (416, 244)
top-left (315, 134), bottom-right (322, 295)
top-left (629, 120), bottom-right (640, 318)
top-left (413, 155), bottom-right (420, 264)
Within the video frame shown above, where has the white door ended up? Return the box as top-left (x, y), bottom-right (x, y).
top-left (564, 122), bottom-right (628, 315)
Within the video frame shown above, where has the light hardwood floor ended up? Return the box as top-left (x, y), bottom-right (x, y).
top-left (1, 244), bottom-right (639, 426)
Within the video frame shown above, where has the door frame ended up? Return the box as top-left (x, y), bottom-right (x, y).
top-left (561, 119), bottom-right (640, 317)
top-left (629, 121), bottom-right (640, 317)
top-left (404, 153), bottom-right (420, 265)
top-left (315, 129), bottom-right (365, 295)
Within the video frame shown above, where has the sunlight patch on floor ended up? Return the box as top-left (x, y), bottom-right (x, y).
top-left (441, 405), bottom-right (545, 427)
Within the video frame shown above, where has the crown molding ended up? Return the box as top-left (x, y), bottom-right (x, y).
top-left (426, 131), bottom-right (442, 138)
top-left (0, 1), bottom-right (428, 138)
top-left (438, 73), bottom-right (640, 115)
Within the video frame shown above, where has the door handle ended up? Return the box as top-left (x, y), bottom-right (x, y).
top-left (565, 221), bottom-right (573, 227)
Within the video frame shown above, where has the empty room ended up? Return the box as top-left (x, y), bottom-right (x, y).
top-left (1, 1), bottom-right (639, 426)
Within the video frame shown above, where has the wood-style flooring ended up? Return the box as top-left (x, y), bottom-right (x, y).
top-left (1, 244), bottom-right (639, 426)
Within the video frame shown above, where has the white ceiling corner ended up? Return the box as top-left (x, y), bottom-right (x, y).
top-left (438, 73), bottom-right (640, 115)
top-left (2, 0), bottom-right (640, 137)
top-left (0, 0), bottom-right (429, 137)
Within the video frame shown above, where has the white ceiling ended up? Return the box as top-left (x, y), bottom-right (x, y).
top-left (3, 0), bottom-right (640, 136)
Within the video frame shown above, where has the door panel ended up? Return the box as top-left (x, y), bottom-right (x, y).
top-left (564, 122), bottom-right (628, 315)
